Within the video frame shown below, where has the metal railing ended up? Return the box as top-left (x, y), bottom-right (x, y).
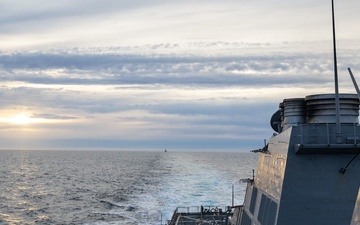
top-left (167, 206), bottom-right (232, 225)
top-left (297, 123), bottom-right (360, 146)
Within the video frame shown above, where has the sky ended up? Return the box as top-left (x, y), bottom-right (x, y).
top-left (1, 0), bottom-right (360, 151)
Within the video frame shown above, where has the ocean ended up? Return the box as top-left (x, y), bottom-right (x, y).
top-left (0, 150), bottom-right (259, 225)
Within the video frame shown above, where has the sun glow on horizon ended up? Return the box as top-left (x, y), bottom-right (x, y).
top-left (8, 114), bottom-right (33, 125)
top-left (0, 114), bottom-right (46, 125)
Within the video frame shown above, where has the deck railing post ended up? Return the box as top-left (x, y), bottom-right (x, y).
top-left (354, 123), bottom-right (357, 145)
top-left (300, 124), bottom-right (303, 145)
top-left (327, 123), bottom-right (330, 145)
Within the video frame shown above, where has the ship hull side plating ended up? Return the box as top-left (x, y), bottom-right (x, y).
top-left (351, 189), bottom-right (360, 225)
top-left (239, 124), bottom-right (360, 225)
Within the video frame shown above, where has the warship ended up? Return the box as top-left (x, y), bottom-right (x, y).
top-left (168, 1), bottom-right (360, 224)
top-left (229, 92), bottom-right (360, 225)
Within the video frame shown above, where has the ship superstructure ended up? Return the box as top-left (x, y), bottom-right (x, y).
top-left (168, 0), bottom-right (360, 224)
top-left (231, 0), bottom-right (360, 223)
top-left (232, 94), bottom-right (360, 225)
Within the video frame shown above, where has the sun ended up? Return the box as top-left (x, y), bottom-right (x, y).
top-left (12, 114), bottom-right (32, 124)
top-left (1, 114), bottom-right (34, 125)
top-left (0, 113), bottom-right (52, 125)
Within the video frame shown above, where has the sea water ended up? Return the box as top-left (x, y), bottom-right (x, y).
top-left (0, 150), bottom-right (258, 225)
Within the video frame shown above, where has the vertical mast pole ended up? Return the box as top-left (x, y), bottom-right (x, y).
top-left (232, 184), bottom-right (234, 207)
top-left (332, 0), bottom-right (341, 143)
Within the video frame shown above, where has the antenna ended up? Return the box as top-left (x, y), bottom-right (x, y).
top-left (348, 68), bottom-right (360, 100)
top-left (331, 0), bottom-right (342, 143)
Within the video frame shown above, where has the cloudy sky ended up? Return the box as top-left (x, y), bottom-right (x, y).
top-left (1, 0), bottom-right (360, 151)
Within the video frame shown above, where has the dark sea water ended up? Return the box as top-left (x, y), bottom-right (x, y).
top-left (0, 150), bottom-right (258, 225)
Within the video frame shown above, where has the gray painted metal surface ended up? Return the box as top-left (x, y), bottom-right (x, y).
top-left (351, 189), bottom-right (360, 225)
top-left (235, 94), bottom-right (360, 225)
top-left (306, 94), bottom-right (359, 124)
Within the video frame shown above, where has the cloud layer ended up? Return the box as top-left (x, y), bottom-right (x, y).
top-left (0, 42), bottom-right (360, 151)
top-left (2, 0), bottom-right (360, 49)
top-left (1, 0), bottom-right (360, 151)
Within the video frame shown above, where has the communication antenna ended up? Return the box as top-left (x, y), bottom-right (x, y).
top-left (347, 68), bottom-right (360, 101)
top-left (331, 0), bottom-right (342, 143)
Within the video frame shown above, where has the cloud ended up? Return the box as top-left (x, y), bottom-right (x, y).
top-left (2, 0), bottom-right (360, 50)
top-left (2, 45), bottom-right (358, 89)
top-left (1, 0), bottom-right (360, 151)
top-left (31, 113), bottom-right (76, 120)
top-left (1, 0), bottom-right (165, 30)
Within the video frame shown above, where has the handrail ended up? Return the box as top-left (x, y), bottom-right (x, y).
top-left (297, 123), bottom-right (360, 145)
top-left (167, 208), bottom-right (179, 225)
top-left (175, 205), bottom-right (231, 214)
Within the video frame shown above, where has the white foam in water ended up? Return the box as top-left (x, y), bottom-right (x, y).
top-left (0, 150), bottom-right (258, 225)
top-left (142, 152), bottom-right (258, 224)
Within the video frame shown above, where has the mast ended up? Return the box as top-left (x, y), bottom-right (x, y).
top-left (332, 0), bottom-right (341, 143)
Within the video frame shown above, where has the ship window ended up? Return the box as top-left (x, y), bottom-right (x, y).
top-left (257, 194), bottom-right (278, 225)
top-left (249, 187), bottom-right (258, 214)
top-left (268, 200), bottom-right (277, 225)
top-left (258, 195), bottom-right (267, 223)
top-left (240, 210), bottom-right (251, 225)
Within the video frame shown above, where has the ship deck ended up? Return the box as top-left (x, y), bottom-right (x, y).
top-left (168, 206), bottom-right (232, 225)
